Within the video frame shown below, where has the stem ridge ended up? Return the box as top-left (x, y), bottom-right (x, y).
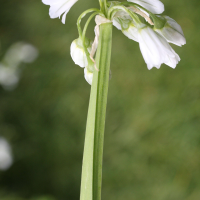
top-left (80, 22), bottom-right (113, 200)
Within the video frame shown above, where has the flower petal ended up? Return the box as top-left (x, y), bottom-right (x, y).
top-left (127, 0), bottom-right (164, 14)
top-left (70, 39), bottom-right (91, 68)
top-left (123, 25), bottom-right (138, 42)
top-left (155, 16), bottom-right (186, 46)
top-left (113, 19), bottom-right (122, 30)
top-left (138, 26), bottom-right (180, 69)
top-left (42, 0), bottom-right (78, 24)
top-left (84, 68), bottom-right (93, 85)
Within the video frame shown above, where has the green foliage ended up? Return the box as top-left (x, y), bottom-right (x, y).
top-left (0, 0), bottom-right (200, 200)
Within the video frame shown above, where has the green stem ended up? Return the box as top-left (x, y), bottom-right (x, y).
top-left (99, 0), bottom-right (103, 11)
top-left (81, 12), bottom-right (101, 62)
top-left (103, 0), bottom-right (108, 17)
top-left (93, 22), bottom-right (112, 200)
top-left (77, 8), bottom-right (100, 37)
top-left (80, 22), bottom-right (113, 200)
top-left (82, 11), bottom-right (102, 48)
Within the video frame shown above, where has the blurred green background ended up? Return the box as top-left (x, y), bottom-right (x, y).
top-left (0, 0), bottom-right (200, 200)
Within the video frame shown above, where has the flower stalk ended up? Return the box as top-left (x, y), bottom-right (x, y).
top-left (80, 22), bottom-right (113, 200)
top-left (41, 1), bottom-right (186, 200)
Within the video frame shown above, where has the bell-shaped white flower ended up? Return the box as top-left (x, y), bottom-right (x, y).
top-left (84, 68), bottom-right (93, 85)
top-left (70, 38), bottom-right (92, 68)
top-left (127, 0), bottom-right (164, 14)
top-left (154, 16), bottom-right (186, 47)
top-left (138, 25), bottom-right (180, 70)
top-left (113, 13), bottom-right (138, 42)
top-left (42, 0), bottom-right (78, 24)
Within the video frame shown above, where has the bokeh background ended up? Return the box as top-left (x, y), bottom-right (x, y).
top-left (0, 0), bottom-right (200, 199)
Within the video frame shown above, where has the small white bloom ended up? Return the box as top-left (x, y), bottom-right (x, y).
top-left (127, 0), bottom-right (164, 14)
top-left (70, 38), bottom-right (92, 68)
top-left (0, 42), bottom-right (38, 90)
top-left (113, 14), bottom-right (138, 42)
top-left (42, 0), bottom-right (78, 24)
top-left (0, 63), bottom-right (19, 89)
top-left (0, 138), bottom-right (13, 170)
top-left (138, 26), bottom-right (180, 69)
top-left (122, 22), bottom-right (138, 42)
top-left (84, 68), bottom-right (93, 85)
top-left (154, 16), bottom-right (186, 46)
top-left (4, 42), bottom-right (38, 66)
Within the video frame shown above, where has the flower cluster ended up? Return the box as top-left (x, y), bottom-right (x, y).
top-left (42, 0), bottom-right (186, 84)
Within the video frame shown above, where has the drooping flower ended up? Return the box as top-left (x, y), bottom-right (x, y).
top-left (154, 16), bottom-right (186, 47)
top-left (114, 18), bottom-right (139, 42)
top-left (127, 0), bottom-right (164, 14)
top-left (42, 0), bottom-right (78, 24)
top-left (112, 9), bottom-right (182, 70)
top-left (113, 12), bottom-right (138, 42)
top-left (70, 38), bottom-right (92, 68)
top-left (138, 25), bottom-right (180, 70)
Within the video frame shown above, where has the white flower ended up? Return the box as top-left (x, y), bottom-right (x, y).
top-left (4, 42), bottom-right (38, 66)
top-left (70, 38), bottom-right (92, 68)
top-left (154, 16), bottom-right (186, 47)
top-left (138, 25), bottom-right (180, 70)
top-left (113, 19), bottom-right (138, 42)
top-left (0, 138), bottom-right (13, 170)
top-left (0, 63), bottom-right (19, 89)
top-left (84, 68), bottom-right (93, 85)
top-left (113, 11), bottom-right (182, 70)
top-left (42, 0), bottom-right (78, 24)
top-left (127, 0), bottom-right (164, 14)
top-left (113, 13), bottom-right (138, 42)
top-left (120, 21), bottom-right (138, 42)
top-left (0, 42), bottom-right (38, 90)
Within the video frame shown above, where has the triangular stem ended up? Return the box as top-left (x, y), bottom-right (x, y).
top-left (80, 22), bottom-right (113, 200)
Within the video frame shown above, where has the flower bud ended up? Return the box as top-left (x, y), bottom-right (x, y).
top-left (70, 37), bottom-right (92, 68)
